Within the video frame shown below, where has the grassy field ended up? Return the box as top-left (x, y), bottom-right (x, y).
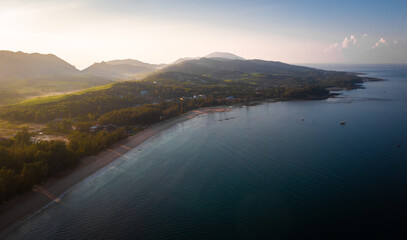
top-left (15, 83), bottom-right (115, 106)
top-left (0, 75), bottom-right (115, 106)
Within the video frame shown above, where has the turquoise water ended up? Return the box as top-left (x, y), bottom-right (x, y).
top-left (4, 65), bottom-right (407, 239)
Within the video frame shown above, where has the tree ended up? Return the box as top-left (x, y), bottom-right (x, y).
top-left (20, 161), bottom-right (48, 188)
top-left (0, 167), bottom-right (18, 202)
top-left (14, 127), bottom-right (31, 146)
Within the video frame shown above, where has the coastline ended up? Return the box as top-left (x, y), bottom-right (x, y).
top-left (0, 106), bottom-right (233, 236)
top-left (0, 76), bottom-right (382, 235)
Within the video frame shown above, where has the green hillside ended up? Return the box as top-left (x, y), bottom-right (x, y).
top-left (0, 63), bottom-right (371, 124)
top-left (0, 51), bottom-right (115, 105)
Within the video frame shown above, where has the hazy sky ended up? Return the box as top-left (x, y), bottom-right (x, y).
top-left (1, 0), bottom-right (406, 69)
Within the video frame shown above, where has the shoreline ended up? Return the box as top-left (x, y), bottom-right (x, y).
top-left (0, 77), bottom-right (381, 235)
top-left (0, 106), bottom-right (233, 236)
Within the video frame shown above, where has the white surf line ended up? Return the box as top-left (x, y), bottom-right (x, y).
top-left (120, 145), bottom-right (131, 151)
top-left (108, 149), bottom-right (128, 159)
top-left (33, 186), bottom-right (61, 203)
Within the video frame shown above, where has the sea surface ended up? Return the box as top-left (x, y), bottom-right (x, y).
top-left (4, 64), bottom-right (407, 239)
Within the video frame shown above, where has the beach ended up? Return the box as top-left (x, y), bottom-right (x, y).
top-left (0, 106), bottom-right (232, 235)
top-left (2, 63), bottom-right (407, 239)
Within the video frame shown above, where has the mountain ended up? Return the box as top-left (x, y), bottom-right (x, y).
top-left (203, 52), bottom-right (245, 60)
top-left (0, 50), bottom-right (362, 106)
top-left (144, 71), bottom-right (222, 85)
top-left (160, 57), bottom-right (365, 89)
top-left (171, 57), bottom-right (198, 65)
top-left (106, 59), bottom-right (158, 70)
top-left (0, 51), bottom-right (114, 105)
top-left (0, 51), bottom-right (79, 80)
top-left (171, 52), bottom-right (244, 65)
top-left (1, 60), bottom-right (367, 123)
top-left (82, 59), bottom-right (159, 78)
top-left (163, 57), bottom-right (315, 80)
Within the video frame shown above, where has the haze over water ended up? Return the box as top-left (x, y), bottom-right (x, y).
top-left (4, 65), bottom-right (407, 239)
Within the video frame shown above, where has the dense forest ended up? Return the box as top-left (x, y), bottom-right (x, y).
top-left (0, 62), bottom-right (376, 204)
top-left (0, 98), bottom-right (235, 203)
top-left (0, 68), bottom-right (356, 123)
top-left (0, 127), bottom-right (126, 203)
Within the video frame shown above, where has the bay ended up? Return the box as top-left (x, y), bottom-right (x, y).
top-left (4, 64), bottom-right (407, 239)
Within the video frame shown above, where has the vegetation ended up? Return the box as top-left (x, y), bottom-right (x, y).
top-left (0, 58), bottom-right (378, 204)
top-left (0, 127), bottom-right (126, 203)
top-left (0, 69), bottom-right (345, 123)
top-left (0, 76), bottom-right (115, 106)
top-left (0, 51), bottom-right (164, 106)
top-left (0, 99), bottom-right (225, 203)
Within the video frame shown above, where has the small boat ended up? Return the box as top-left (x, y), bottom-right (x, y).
top-left (340, 121), bottom-right (346, 125)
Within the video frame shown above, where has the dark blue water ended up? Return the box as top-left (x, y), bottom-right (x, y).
top-left (4, 65), bottom-right (407, 239)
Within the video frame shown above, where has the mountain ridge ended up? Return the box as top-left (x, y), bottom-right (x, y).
top-left (203, 52), bottom-right (245, 60)
top-left (81, 61), bottom-right (157, 78)
top-left (0, 50), bottom-right (79, 80)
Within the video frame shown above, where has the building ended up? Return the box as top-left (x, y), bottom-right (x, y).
top-left (90, 124), bottom-right (117, 133)
top-left (89, 126), bottom-right (101, 133)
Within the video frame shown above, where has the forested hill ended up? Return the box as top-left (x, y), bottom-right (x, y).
top-left (0, 63), bottom-right (370, 124)
top-left (203, 52), bottom-right (245, 60)
top-left (163, 58), bottom-right (324, 81)
top-left (82, 62), bottom-right (154, 78)
top-left (0, 61), bottom-right (379, 203)
top-left (82, 59), bottom-right (160, 78)
top-left (0, 51), bottom-right (367, 107)
top-left (162, 58), bottom-right (365, 87)
top-left (0, 51), bottom-right (161, 106)
top-left (106, 59), bottom-right (160, 69)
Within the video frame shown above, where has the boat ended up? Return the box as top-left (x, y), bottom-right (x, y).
top-left (340, 121), bottom-right (346, 125)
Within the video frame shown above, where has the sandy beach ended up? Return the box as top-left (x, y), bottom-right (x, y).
top-left (0, 106), bottom-right (233, 235)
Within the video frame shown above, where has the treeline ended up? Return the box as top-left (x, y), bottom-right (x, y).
top-left (97, 98), bottom-right (235, 127)
top-left (0, 83), bottom-right (329, 124)
top-left (43, 119), bottom-right (73, 134)
top-left (0, 85), bottom-right (328, 203)
top-left (280, 86), bottom-right (329, 99)
top-left (0, 127), bottom-right (126, 203)
top-left (68, 128), bottom-right (126, 157)
top-left (0, 98), bottom-right (233, 203)
top-left (0, 81), bottom-right (201, 123)
top-left (0, 66), bottom-right (367, 204)
top-left (0, 69), bottom-right (357, 124)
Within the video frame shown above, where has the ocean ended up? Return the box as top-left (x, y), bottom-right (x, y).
top-left (3, 64), bottom-right (407, 239)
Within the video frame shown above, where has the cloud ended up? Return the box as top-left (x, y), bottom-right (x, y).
top-left (326, 34), bottom-right (359, 53)
top-left (342, 38), bottom-right (349, 48)
top-left (324, 42), bottom-right (340, 52)
top-left (342, 35), bottom-right (357, 48)
top-left (372, 37), bottom-right (387, 48)
top-left (350, 35), bottom-right (357, 44)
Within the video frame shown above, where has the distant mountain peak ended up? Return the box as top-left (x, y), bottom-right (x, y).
top-left (82, 59), bottom-right (158, 78)
top-left (106, 59), bottom-right (151, 67)
top-left (203, 52), bottom-right (245, 60)
top-left (172, 57), bottom-right (197, 65)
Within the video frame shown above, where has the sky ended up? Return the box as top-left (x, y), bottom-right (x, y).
top-left (0, 0), bottom-right (406, 69)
